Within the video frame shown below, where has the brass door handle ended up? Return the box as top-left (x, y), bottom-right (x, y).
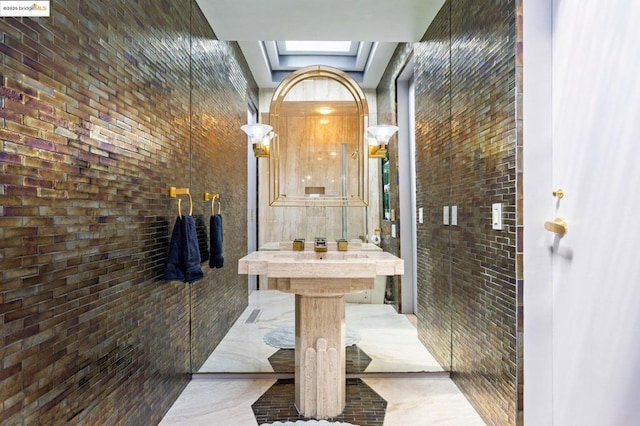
top-left (544, 217), bottom-right (567, 236)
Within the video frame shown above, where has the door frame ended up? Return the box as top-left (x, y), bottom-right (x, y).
top-left (397, 56), bottom-right (418, 314)
top-left (522, 0), bottom-right (553, 423)
top-left (247, 103), bottom-right (259, 292)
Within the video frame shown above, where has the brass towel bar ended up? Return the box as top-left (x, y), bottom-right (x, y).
top-left (204, 192), bottom-right (221, 215)
top-left (168, 187), bottom-right (192, 218)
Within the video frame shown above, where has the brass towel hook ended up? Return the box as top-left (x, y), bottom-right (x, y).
top-left (544, 217), bottom-right (568, 236)
top-left (204, 192), bottom-right (221, 215)
top-left (168, 187), bottom-right (192, 218)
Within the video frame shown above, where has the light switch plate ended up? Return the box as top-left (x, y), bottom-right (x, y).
top-left (443, 206), bottom-right (450, 225)
top-left (418, 207), bottom-right (424, 224)
top-left (451, 205), bottom-right (458, 226)
top-left (492, 203), bottom-right (503, 230)
top-left (391, 224), bottom-right (397, 238)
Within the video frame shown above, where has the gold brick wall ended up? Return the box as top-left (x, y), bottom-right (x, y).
top-left (0, 1), bottom-right (256, 423)
top-left (377, 0), bottom-right (522, 424)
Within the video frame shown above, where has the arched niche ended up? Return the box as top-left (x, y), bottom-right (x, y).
top-left (268, 65), bottom-right (369, 207)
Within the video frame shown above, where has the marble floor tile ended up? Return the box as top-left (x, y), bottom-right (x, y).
top-left (363, 378), bottom-right (486, 425)
top-left (164, 289), bottom-right (485, 425)
top-left (198, 291), bottom-right (295, 372)
top-left (159, 379), bottom-right (276, 426)
top-left (160, 377), bottom-right (487, 425)
top-left (199, 290), bottom-right (442, 373)
top-left (345, 303), bottom-right (443, 372)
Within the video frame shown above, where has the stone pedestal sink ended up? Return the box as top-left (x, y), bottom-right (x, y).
top-left (238, 246), bottom-right (403, 419)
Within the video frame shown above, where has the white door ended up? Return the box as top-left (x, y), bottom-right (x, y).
top-left (550, 0), bottom-right (640, 424)
top-left (525, 0), bottom-right (640, 423)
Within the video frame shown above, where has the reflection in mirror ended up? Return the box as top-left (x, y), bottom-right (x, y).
top-left (269, 66), bottom-right (369, 207)
top-left (195, 63), bottom-right (448, 376)
top-left (196, 289), bottom-right (446, 374)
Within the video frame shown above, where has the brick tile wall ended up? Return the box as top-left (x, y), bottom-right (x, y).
top-left (449, 1), bottom-right (519, 423)
top-left (414, 2), bottom-right (455, 373)
top-left (0, 0), bottom-right (255, 423)
top-left (377, 0), bottom-right (522, 424)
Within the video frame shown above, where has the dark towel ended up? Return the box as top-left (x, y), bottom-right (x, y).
top-left (165, 216), bottom-right (204, 283)
top-left (183, 215), bottom-right (204, 282)
top-left (209, 213), bottom-right (224, 268)
top-left (164, 216), bottom-right (185, 282)
top-left (195, 216), bottom-right (210, 263)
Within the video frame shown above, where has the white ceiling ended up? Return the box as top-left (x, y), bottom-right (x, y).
top-left (195, 0), bottom-right (445, 89)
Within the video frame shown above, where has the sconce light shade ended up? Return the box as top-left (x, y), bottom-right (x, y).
top-left (367, 124), bottom-right (398, 158)
top-left (241, 124), bottom-right (273, 157)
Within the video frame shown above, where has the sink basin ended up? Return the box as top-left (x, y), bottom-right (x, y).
top-left (238, 249), bottom-right (403, 280)
top-left (273, 251), bottom-right (370, 261)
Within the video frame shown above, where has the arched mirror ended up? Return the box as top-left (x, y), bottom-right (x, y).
top-left (268, 66), bottom-right (369, 207)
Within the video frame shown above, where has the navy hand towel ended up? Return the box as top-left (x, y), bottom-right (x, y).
top-left (165, 216), bottom-right (204, 283)
top-left (164, 216), bottom-right (186, 282)
top-left (209, 213), bottom-right (224, 268)
top-left (183, 215), bottom-right (204, 282)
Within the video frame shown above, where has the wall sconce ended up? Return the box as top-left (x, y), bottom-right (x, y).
top-left (367, 124), bottom-right (399, 158)
top-left (241, 124), bottom-right (273, 157)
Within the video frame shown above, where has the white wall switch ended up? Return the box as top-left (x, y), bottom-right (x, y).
top-left (492, 203), bottom-right (503, 230)
top-left (451, 205), bottom-right (458, 226)
top-left (443, 206), bottom-right (450, 225)
top-left (418, 207), bottom-right (423, 224)
top-left (391, 224), bottom-right (397, 238)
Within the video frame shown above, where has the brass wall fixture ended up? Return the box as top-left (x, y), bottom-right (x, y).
top-left (168, 187), bottom-right (192, 218)
top-left (367, 124), bottom-right (399, 159)
top-left (204, 192), bottom-right (221, 215)
top-left (544, 217), bottom-right (568, 236)
top-left (553, 189), bottom-right (565, 199)
top-left (241, 124), bottom-right (273, 158)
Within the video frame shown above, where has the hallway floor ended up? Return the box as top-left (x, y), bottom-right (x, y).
top-left (197, 290), bottom-right (443, 373)
top-left (160, 376), bottom-right (486, 425)
top-left (160, 290), bottom-right (486, 425)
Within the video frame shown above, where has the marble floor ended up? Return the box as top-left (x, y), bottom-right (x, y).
top-left (160, 377), bottom-right (487, 425)
top-left (160, 290), bottom-right (486, 425)
top-left (197, 290), bottom-right (443, 373)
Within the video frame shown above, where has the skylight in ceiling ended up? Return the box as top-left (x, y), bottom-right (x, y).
top-left (263, 41), bottom-right (375, 84)
top-left (282, 41), bottom-right (354, 55)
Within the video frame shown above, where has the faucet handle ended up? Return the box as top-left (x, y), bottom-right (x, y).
top-left (293, 238), bottom-right (305, 251)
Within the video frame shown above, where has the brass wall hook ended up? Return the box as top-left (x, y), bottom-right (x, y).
top-left (168, 187), bottom-right (192, 218)
top-left (544, 217), bottom-right (567, 236)
top-left (553, 189), bottom-right (565, 199)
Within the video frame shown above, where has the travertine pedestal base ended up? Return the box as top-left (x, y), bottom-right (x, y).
top-left (238, 249), bottom-right (405, 419)
top-left (295, 294), bottom-right (346, 419)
